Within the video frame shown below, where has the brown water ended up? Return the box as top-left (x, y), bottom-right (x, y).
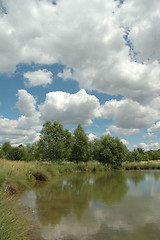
top-left (19, 171), bottom-right (160, 240)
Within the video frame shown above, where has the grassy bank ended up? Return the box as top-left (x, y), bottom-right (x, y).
top-left (1, 159), bottom-right (160, 194)
top-left (123, 160), bottom-right (160, 170)
top-left (0, 159), bottom-right (107, 193)
top-left (0, 159), bottom-right (107, 240)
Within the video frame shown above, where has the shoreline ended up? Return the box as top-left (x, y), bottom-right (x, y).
top-left (1, 159), bottom-right (160, 240)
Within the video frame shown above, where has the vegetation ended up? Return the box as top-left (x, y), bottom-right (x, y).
top-left (93, 135), bottom-right (128, 167)
top-left (123, 160), bottom-right (160, 170)
top-left (0, 190), bottom-right (30, 240)
top-left (0, 159), bottom-right (106, 240)
top-left (1, 120), bottom-right (160, 239)
top-left (1, 120), bottom-right (160, 168)
top-left (0, 120), bottom-right (130, 166)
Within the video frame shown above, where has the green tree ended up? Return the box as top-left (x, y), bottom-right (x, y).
top-left (63, 129), bottom-right (73, 160)
top-left (130, 149), bottom-right (143, 162)
top-left (1, 142), bottom-right (12, 159)
top-left (38, 120), bottom-right (73, 161)
top-left (146, 149), bottom-right (160, 160)
top-left (70, 124), bottom-right (89, 163)
top-left (93, 135), bottom-right (128, 167)
top-left (8, 144), bottom-right (30, 161)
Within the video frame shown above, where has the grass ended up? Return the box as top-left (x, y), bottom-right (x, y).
top-left (0, 190), bottom-right (30, 240)
top-left (1, 158), bottom-right (160, 193)
top-left (122, 160), bottom-right (160, 170)
top-left (0, 159), bottom-right (108, 194)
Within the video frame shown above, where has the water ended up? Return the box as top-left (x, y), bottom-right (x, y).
top-left (19, 170), bottom-right (160, 240)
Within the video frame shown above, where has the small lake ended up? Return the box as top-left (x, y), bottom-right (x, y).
top-left (19, 170), bottom-right (160, 240)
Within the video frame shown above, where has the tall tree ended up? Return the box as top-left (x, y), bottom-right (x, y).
top-left (39, 121), bottom-right (65, 161)
top-left (63, 129), bottom-right (73, 160)
top-left (38, 120), bottom-right (73, 161)
top-left (70, 124), bottom-right (89, 163)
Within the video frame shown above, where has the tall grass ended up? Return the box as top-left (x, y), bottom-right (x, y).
top-left (123, 160), bottom-right (160, 170)
top-left (0, 190), bottom-right (30, 240)
top-left (0, 159), bottom-right (107, 193)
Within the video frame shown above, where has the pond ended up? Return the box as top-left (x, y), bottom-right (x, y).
top-left (19, 170), bottom-right (160, 240)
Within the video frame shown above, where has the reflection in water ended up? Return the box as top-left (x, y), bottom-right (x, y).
top-left (20, 171), bottom-right (160, 240)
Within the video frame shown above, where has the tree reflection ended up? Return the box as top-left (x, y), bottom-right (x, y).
top-left (34, 172), bottom-right (129, 226)
top-left (92, 171), bottom-right (128, 205)
top-left (126, 171), bottom-right (145, 185)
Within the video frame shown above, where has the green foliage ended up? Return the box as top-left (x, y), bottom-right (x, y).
top-left (39, 120), bottom-right (73, 161)
top-left (93, 135), bottom-right (128, 167)
top-left (63, 129), bottom-right (74, 160)
top-left (146, 149), bottom-right (160, 160)
top-left (2, 120), bottom-right (160, 165)
top-left (1, 142), bottom-right (12, 159)
top-left (127, 148), bottom-right (149, 162)
top-left (70, 124), bottom-right (89, 163)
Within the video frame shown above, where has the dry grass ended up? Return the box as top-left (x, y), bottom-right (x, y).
top-left (123, 160), bottom-right (160, 170)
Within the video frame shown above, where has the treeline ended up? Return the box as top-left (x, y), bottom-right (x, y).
top-left (0, 120), bottom-right (160, 166)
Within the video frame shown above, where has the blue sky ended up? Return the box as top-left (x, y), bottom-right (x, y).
top-left (0, 0), bottom-right (160, 150)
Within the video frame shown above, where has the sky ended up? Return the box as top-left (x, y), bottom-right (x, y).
top-left (0, 0), bottom-right (160, 150)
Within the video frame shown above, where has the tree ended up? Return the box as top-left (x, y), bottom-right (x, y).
top-left (63, 129), bottom-right (73, 160)
top-left (93, 135), bottom-right (128, 167)
top-left (38, 120), bottom-right (73, 161)
top-left (129, 149), bottom-right (143, 162)
top-left (1, 142), bottom-right (12, 159)
top-left (70, 124), bottom-right (89, 163)
top-left (8, 144), bottom-right (31, 161)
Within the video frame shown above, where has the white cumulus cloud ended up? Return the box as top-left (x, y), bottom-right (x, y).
top-left (100, 98), bottom-right (159, 129)
top-left (120, 139), bottom-right (129, 145)
top-left (39, 89), bottom-right (100, 125)
top-left (88, 133), bottom-right (97, 141)
top-left (16, 89), bottom-right (37, 117)
top-left (1, 0), bottom-right (160, 104)
top-left (24, 69), bottom-right (53, 87)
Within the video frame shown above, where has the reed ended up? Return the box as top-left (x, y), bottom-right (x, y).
top-left (123, 160), bottom-right (160, 170)
top-left (0, 190), bottom-right (30, 240)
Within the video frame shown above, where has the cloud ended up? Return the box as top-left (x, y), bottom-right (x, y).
top-left (143, 132), bottom-right (157, 140)
top-left (0, 89), bottom-right (42, 145)
top-left (120, 139), bottom-right (129, 145)
top-left (88, 133), bottom-right (97, 141)
top-left (16, 89), bottom-right (37, 117)
top-left (100, 98), bottom-right (159, 129)
top-left (0, 116), bottom-right (40, 145)
top-left (24, 69), bottom-right (53, 87)
top-left (58, 68), bottom-right (73, 80)
top-left (103, 129), bottom-right (112, 136)
top-left (108, 125), bottom-right (140, 135)
top-left (148, 121), bottom-right (160, 132)
top-left (39, 89), bottom-right (100, 125)
top-left (119, 0), bottom-right (160, 62)
top-left (139, 142), bottom-right (160, 151)
top-left (1, 0), bottom-right (160, 104)
top-left (1, 0), bottom-right (160, 147)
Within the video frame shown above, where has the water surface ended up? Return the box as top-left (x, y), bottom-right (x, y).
top-left (20, 171), bottom-right (160, 240)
